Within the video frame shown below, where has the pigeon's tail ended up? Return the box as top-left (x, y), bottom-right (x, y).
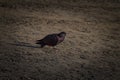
top-left (36, 40), bottom-right (42, 44)
top-left (36, 40), bottom-right (45, 48)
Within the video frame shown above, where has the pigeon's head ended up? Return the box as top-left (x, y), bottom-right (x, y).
top-left (58, 32), bottom-right (66, 37)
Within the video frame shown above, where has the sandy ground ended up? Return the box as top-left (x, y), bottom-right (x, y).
top-left (0, 0), bottom-right (120, 80)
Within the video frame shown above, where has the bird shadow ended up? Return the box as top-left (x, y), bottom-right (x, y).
top-left (8, 41), bottom-right (41, 48)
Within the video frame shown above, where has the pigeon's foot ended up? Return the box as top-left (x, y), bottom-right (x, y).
top-left (52, 47), bottom-right (59, 51)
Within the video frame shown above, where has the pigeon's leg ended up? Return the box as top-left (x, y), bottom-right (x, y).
top-left (41, 44), bottom-right (45, 48)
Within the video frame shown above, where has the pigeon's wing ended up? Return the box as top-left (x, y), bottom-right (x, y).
top-left (43, 34), bottom-right (58, 46)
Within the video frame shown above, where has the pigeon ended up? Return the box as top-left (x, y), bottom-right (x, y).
top-left (36, 32), bottom-right (66, 48)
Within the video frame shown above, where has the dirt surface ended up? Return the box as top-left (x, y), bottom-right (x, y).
top-left (0, 0), bottom-right (120, 80)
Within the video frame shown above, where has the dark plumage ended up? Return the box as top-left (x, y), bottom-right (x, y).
top-left (36, 32), bottom-right (66, 48)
